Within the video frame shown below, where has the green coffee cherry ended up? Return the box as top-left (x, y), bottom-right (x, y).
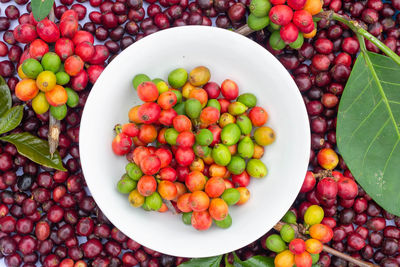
top-left (221, 188), bottom-right (241, 205)
top-left (282, 211), bottom-right (297, 224)
top-left (214, 214), bottom-right (232, 228)
top-left (236, 115), bottom-right (253, 135)
top-left (185, 98), bottom-right (202, 119)
top-left (132, 74), bottom-right (151, 90)
top-left (125, 163), bottom-right (143, 181)
top-left (182, 212), bottom-right (193, 225)
top-left (289, 32), bottom-right (304, 50)
top-left (237, 136), bottom-right (254, 159)
top-left (246, 159), bottom-right (267, 178)
top-left (221, 123), bottom-right (241, 146)
top-left (280, 224), bottom-right (295, 242)
top-left (117, 176), bottom-right (137, 194)
top-left (212, 144), bottom-right (231, 166)
top-left (269, 31), bottom-right (286, 50)
top-left (168, 68), bottom-right (188, 88)
top-left (227, 156), bottom-right (246, 175)
top-left (195, 129), bottom-right (213, 146)
top-left (237, 93), bottom-right (257, 108)
top-left (265, 234), bottom-right (287, 253)
top-left (247, 14), bottom-right (270, 31)
top-left (249, 0), bottom-right (271, 17)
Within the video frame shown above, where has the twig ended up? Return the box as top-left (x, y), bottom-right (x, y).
top-left (47, 7), bottom-right (61, 157)
top-left (235, 24), bottom-right (255, 36)
top-left (163, 200), bottom-right (177, 215)
top-left (48, 114), bottom-right (60, 158)
top-left (321, 245), bottom-right (378, 267)
top-left (314, 170), bottom-right (332, 179)
top-left (273, 221), bottom-right (378, 267)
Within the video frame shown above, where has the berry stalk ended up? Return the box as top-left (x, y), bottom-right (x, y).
top-left (235, 24), bottom-right (255, 36)
top-left (47, 7), bottom-right (60, 157)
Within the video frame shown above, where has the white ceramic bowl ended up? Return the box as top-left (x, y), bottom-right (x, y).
top-left (80, 26), bottom-right (310, 258)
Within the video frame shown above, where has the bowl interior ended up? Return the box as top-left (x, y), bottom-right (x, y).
top-left (80, 26), bottom-right (310, 258)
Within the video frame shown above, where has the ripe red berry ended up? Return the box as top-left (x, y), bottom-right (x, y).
top-left (137, 82), bottom-right (159, 102)
top-left (270, 0), bottom-right (286, 4)
top-left (280, 23), bottom-right (299, 43)
top-left (287, 0), bottom-right (307, 10)
top-left (269, 5), bottom-right (294, 26)
top-left (289, 239), bottom-right (306, 254)
top-left (293, 10), bottom-right (314, 33)
top-left (36, 18), bottom-right (60, 43)
top-left (137, 102), bottom-right (161, 124)
top-left (112, 133), bottom-right (132, 155)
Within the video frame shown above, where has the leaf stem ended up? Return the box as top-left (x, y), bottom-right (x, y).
top-left (234, 12), bottom-right (400, 67)
top-left (317, 11), bottom-right (400, 66)
top-left (273, 221), bottom-right (379, 267)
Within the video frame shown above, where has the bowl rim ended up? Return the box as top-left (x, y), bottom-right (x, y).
top-left (79, 25), bottom-right (311, 258)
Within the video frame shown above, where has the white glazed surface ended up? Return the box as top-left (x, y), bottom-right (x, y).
top-left (80, 26), bottom-right (310, 258)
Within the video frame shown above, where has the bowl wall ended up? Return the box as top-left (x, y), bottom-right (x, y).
top-left (80, 26), bottom-right (310, 258)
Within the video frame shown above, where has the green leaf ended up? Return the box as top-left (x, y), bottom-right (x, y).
top-left (0, 106), bottom-right (23, 134)
top-left (337, 51), bottom-right (400, 216)
top-left (233, 252), bottom-right (274, 267)
top-left (178, 255), bottom-right (222, 267)
top-left (31, 0), bottom-right (55, 21)
top-left (0, 76), bottom-right (11, 117)
top-left (0, 132), bottom-right (66, 171)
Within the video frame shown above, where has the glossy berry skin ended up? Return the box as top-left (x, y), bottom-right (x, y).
top-left (293, 10), bottom-right (313, 32)
top-left (36, 19), bottom-right (60, 43)
top-left (289, 239), bottom-right (306, 254)
top-left (137, 102), bottom-right (161, 124)
top-left (280, 23), bottom-right (299, 44)
top-left (269, 5), bottom-right (293, 26)
top-left (112, 133), bottom-right (132, 155)
top-left (316, 177), bottom-right (338, 200)
top-left (337, 177), bottom-right (358, 199)
top-left (55, 38), bottom-right (74, 61)
top-left (75, 42), bottom-right (95, 62)
top-left (13, 24), bottom-right (37, 43)
top-left (300, 171), bottom-right (316, 193)
top-left (342, 37), bottom-right (360, 54)
top-left (87, 65), bottom-right (105, 84)
top-left (175, 148), bottom-right (195, 166)
top-left (347, 232), bottom-right (366, 251)
top-left (317, 148), bottom-right (338, 170)
top-left (287, 0), bottom-right (307, 10)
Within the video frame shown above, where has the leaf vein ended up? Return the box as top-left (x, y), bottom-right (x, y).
top-left (361, 118), bottom-right (390, 171)
top-left (363, 52), bottom-right (400, 139)
top-left (382, 139), bottom-right (400, 179)
top-left (381, 80), bottom-right (400, 87)
top-left (0, 137), bottom-right (52, 160)
top-left (341, 78), bottom-right (372, 113)
top-left (372, 64), bottom-right (399, 71)
top-left (349, 99), bottom-right (383, 141)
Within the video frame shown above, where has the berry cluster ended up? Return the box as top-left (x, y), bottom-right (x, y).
top-left (112, 66), bottom-right (275, 231)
